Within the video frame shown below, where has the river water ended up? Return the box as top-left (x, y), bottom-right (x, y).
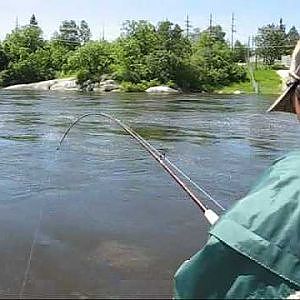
top-left (0, 91), bottom-right (300, 298)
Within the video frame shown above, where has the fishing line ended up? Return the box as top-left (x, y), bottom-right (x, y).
top-left (123, 126), bottom-right (225, 211)
top-left (19, 204), bottom-right (43, 299)
top-left (19, 134), bottom-right (58, 298)
top-left (58, 113), bottom-right (224, 224)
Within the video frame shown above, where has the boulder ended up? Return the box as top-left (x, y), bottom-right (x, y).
top-left (50, 79), bottom-right (79, 91)
top-left (100, 79), bottom-right (116, 86)
top-left (99, 74), bottom-right (112, 82)
top-left (145, 86), bottom-right (179, 94)
top-left (233, 90), bottom-right (243, 95)
top-left (94, 79), bottom-right (120, 92)
top-left (93, 87), bottom-right (102, 93)
top-left (4, 79), bottom-right (58, 91)
top-left (3, 78), bottom-right (79, 91)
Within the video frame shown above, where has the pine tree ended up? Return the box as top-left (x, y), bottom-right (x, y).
top-left (286, 26), bottom-right (300, 53)
top-left (79, 20), bottom-right (91, 44)
top-left (233, 40), bottom-right (247, 62)
top-left (255, 21), bottom-right (287, 65)
top-left (279, 18), bottom-right (285, 32)
top-left (30, 14), bottom-right (38, 26)
top-left (53, 20), bottom-right (81, 50)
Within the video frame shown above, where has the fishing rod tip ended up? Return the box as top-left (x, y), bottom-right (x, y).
top-left (204, 209), bottom-right (219, 225)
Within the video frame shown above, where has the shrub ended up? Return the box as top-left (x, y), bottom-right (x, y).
top-left (120, 79), bottom-right (161, 92)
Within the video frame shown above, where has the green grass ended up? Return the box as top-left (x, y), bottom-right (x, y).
top-left (254, 69), bottom-right (282, 94)
top-left (217, 68), bottom-right (282, 95)
top-left (219, 80), bottom-right (253, 94)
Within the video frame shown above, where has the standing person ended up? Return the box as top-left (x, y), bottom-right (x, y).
top-left (294, 84), bottom-right (300, 117)
top-left (287, 40), bottom-right (300, 117)
top-left (174, 42), bottom-right (300, 299)
top-left (268, 40), bottom-right (300, 116)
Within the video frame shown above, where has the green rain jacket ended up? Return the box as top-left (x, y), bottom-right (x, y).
top-left (174, 151), bottom-right (300, 299)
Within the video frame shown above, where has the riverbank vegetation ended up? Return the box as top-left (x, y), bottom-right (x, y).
top-left (0, 15), bottom-right (246, 91)
top-left (219, 68), bottom-right (282, 94)
top-left (0, 16), bottom-right (298, 93)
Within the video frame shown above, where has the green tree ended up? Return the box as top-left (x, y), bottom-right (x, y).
top-left (53, 20), bottom-right (80, 50)
top-left (201, 25), bottom-right (226, 43)
top-left (156, 21), bottom-right (191, 57)
top-left (0, 43), bottom-right (8, 71)
top-left (255, 21), bottom-right (287, 65)
top-left (286, 26), bottom-right (300, 53)
top-left (3, 24), bottom-right (45, 62)
top-left (152, 21), bottom-right (191, 83)
top-left (0, 48), bottom-right (55, 87)
top-left (0, 24), bottom-right (56, 87)
top-left (121, 20), bottom-right (158, 55)
top-left (116, 20), bottom-right (158, 82)
top-left (79, 20), bottom-right (91, 44)
top-left (232, 40), bottom-right (247, 62)
top-left (48, 40), bottom-right (73, 73)
top-left (116, 20), bottom-right (191, 85)
top-left (190, 27), bottom-right (201, 42)
top-left (30, 14), bottom-right (38, 26)
top-left (66, 41), bottom-right (113, 79)
top-left (190, 32), bottom-right (246, 91)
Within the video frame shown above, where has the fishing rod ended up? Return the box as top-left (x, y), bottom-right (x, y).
top-left (57, 113), bottom-right (221, 225)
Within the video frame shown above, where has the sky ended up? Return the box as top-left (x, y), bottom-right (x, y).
top-left (0, 0), bottom-right (299, 43)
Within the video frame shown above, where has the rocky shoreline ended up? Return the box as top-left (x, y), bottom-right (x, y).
top-left (2, 78), bottom-right (180, 94)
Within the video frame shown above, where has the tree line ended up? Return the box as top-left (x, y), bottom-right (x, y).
top-left (0, 15), bottom-right (298, 91)
top-left (255, 18), bottom-right (300, 65)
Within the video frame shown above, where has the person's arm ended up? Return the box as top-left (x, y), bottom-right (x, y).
top-left (294, 86), bottom-right (300, 118)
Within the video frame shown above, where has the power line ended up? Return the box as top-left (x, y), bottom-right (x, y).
top-left (15, 16), bottom-right (19, 30)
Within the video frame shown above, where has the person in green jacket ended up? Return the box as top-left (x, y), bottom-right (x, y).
top-left (174, 42), bottom-right (300, 299)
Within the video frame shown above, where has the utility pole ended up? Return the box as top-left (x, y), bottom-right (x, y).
top-left (231, 13), bottom-right (236, 50)
top-left (185, 14), bottom-right (192, 38)
top-left (247, 36), bottom-right (251, 63)
top-left (102, 24), bottom-right (105, 41)
top-left (208, 14), bottom-right (213, 70)
top-left (209, 13), bottom-right (213, 36)
top-left (251, 35), bottom-right (255, 49)
top-left (15, 16), bottom-right (19, 30)
top-left (252, 35), bottom-right (258, 69)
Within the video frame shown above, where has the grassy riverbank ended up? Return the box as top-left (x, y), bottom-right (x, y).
top-left (218, 69), bottom-right (283, 95)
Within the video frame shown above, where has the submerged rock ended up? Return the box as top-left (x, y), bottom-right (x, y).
top-left (145, 86), bottom-right (179, 94)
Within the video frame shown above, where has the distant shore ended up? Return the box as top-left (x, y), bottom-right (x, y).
top-left (2, 69), bottom-right (288, 95)
top-left (2, 78), bottom-right (180, 94)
